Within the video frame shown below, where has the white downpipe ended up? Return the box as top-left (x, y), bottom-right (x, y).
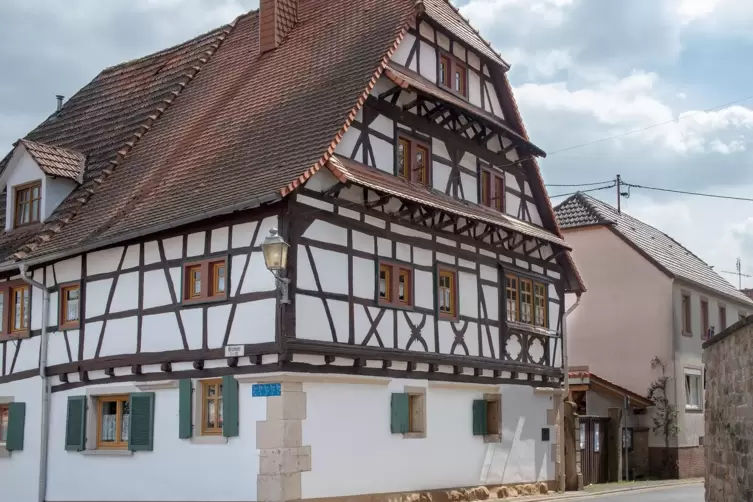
top-left (20, 264), bottom-right (50, 502)
top-left (559, 293), bottom-right (582, 492)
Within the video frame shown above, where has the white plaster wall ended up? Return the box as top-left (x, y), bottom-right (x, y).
top-left (301, 379), bottom-right (554, 498)
top-left (47, 381), bottom-right (265, 502)
top-left (419, 41), bottom-right (437, 83)
top-left (391, 32), bottom-right (416, 67)
top-left (0, 377), bottom-right (43, 502)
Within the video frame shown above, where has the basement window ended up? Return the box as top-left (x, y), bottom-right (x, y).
top-left (472, 393), bottom-right (501, 443)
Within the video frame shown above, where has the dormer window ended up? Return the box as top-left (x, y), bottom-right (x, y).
top-left (14, 181), bottom-right (41, 227)
top-left (438, 52), bottom-right (467, 98)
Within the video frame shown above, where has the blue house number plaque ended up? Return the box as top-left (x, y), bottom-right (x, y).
top-left (252, 383), bottom-right (281, 397)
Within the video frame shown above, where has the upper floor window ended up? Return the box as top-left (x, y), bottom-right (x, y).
top-left (60, 283), bottom-right (81, 329)
top-left (438, 52), bottom-right (467, 98)
top-left (10, 285), bottom-right (29, 334)
top-left (700, 299), bottom-right (709, 339)
top-left (14, 181), bottom-right (41, 227)
top-left (681, 293), bottom-right (691, 334)
top-left (437, 267), bottom-right (458, 319)
top-left (182, 257), bottom-right (229, 304)
top-left (684, 369), bottom-right (702, 410)
top-left (480, 167), bottom-right (504, 212)
top-left (397, 134), bottom-right (430, 185)
top-left (378, 261), bottom-right (414, 308)
top-left (506, 273), bottom-right (548, 328)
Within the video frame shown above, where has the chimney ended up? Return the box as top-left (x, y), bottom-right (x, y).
top-left (56, 95), bottom-right (64, 112)
top-left (259, 0), bottom-right (298, 54)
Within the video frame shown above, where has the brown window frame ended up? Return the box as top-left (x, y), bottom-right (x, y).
top-left (200, 378), bottom-right (224, 436)
top-left (377, 260), bottom-right (414, 309)
top-left (505, 272), bottom-right (550, 329)
top-left (479, 165), bottom-right (505, 212)
top-left (681, 293), bottom-right (692, 335)
top-left (0, 280), bottom-right (32, 341)
top-left (95, 394), bottom-right (129, 450)
top-left (700, 299), bottom-right (709, 340)
top-left (59, 282), bottom-right (81, 330)
top-left (396, 133), bottom-right (431, 186)
top-left (0, 403), bottom-right (7, 444)
top-left (182, 256), bottom-right (229, 305)
top-left (14, 180), bottom-right (42, 228)
top-left (437, 50), bottom-right (468, 98)
top-left (436, 267), bottom-right (459, 320)
top-left (719, 305), bottom-right (726, 331)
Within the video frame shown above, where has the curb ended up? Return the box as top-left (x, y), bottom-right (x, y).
top-left (503, 479), bottom-right (703, 501)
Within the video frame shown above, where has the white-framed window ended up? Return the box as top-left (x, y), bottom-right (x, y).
top-left (685, 368), bottom-right (702, 410)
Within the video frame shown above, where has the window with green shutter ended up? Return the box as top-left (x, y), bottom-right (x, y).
top-left (6, 402), bottom-right (26, 451)
top-left (391, 393), bottom-right (410, 433)
top-left (221, 375), bottom-right (239, 438)
top-left (178, 379), bottom-right (192, 439)
top-left (473, 395), bottom-right (501, 440)
top-left (128, 392), bottom-right (155, 451)
top-left (65, 396), bottom-right (87, 451)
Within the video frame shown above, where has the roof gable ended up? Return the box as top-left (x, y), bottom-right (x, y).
top-left (555, 193), bottom-right (753, 305)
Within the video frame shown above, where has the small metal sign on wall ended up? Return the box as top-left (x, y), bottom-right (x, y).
top-left (252, 383), bottom-right (281, 397)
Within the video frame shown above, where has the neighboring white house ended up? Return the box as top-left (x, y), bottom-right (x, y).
top-left (0, 1), bottom-right (584, 501)
top-left (556, 192), bottom-right (753, 480)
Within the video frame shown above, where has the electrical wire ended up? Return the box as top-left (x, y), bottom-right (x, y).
top-left (545, 180), bottom-right (615, 187)
top-left (546, 94), bottom-right (753, 155)
top-left (548, 184), bottom-right (615, 199)
top-left (623, 183), bottom-right (753, 203)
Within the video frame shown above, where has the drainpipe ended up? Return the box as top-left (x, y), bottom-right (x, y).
top-left (20, 264), bottom-right (50, 502)
top-left (559, 293), bottom-right (582, 493)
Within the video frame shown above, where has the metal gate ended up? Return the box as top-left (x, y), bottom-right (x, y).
top-left (579, 416), bottom-right (609, 486)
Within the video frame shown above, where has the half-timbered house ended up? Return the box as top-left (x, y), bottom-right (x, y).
top-left (0, 1), bottom-right (583, 501)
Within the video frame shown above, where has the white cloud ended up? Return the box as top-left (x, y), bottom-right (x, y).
top-left (676, 0), bottom-right (722, 23)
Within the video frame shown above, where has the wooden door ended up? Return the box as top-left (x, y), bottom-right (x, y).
top-left (580, 416), bottom-right (609, 486)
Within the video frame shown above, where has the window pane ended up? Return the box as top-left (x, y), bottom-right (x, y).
top-left (31, 199), bottom-right (39, 222)
top-left (506, 276), bottom-right (518, 322)
top-left (192, 269), bottom-right (201, 296)
top-left (398, 275), bottom-right (406, 301)
top-left (0, 406), bottom-right (7, 442)
top-left (22, 201), bottom-right (30, 224)
top-left (216, 265), bottom-right (225, 293)
top-left (206, 399), bottom-right (216, 428)
top-left (121, 401), bottom-right (130, 442)
top-left (398, 140), bottom-right (409, 178)
top-left (100, 401), bottom-right (118, 442)
top-left (0, 294), bottom-right (5, 329)
top-left (22, 288), bottom-right (29, 329)
top-left (415, 147), bottom-right (427, 185)
top-left (218, 397), bottom-right (224, 429)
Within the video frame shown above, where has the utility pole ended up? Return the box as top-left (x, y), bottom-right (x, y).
top-left (616, 174), bottom-right (621, 213)
top-left (738, 258), bottom-right (742, 290)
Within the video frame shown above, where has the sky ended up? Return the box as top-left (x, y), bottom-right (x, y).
top-left (1, 0), bottom-right (753, 286)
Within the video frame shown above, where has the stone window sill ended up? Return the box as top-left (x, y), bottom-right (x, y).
top-left (484, 434), bottom-right (501, 444)
top-left (82, 449), bottom-right (134, 457)
top-left (685, 407), bottom-right (703, 414)
top-left (403, 432), bottom-right (426, 439)
top-left (682, 331), bottom-right (693, 337)
top-left (190, 435), bottom-right (229, 445)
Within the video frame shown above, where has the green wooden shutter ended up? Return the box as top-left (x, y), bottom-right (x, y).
top-left (6, 402), bottom-right (26, 451)
top-left (65, 396), bottom-right (87, 451)
top-left (473, 399), bottom-right (488, 436)
top-left (222, 375), bottom-right (239, 438)
top-left (178, 379), bottom-right (192, 439)
top-left (390, 393), bottom-right (410, 433)
top-left (128, 392), bottom-right (155, 451)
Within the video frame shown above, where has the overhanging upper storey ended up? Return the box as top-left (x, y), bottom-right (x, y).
top-left (383, 64), bottom-right (545, 158)
top-left (327, 154), bottom-right (569, 255)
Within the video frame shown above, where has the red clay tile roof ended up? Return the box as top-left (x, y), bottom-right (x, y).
top-left (327, 155), bottom-right (570, 249)
top-left (0, 0), bottom-right (415, 265)
top-left (17, 139), bottom-right (85, 182)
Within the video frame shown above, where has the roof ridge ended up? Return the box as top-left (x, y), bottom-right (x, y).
top-left (425, 0), bottom-right (505, 61)
top-left (12, 15), bottom-right (245, 261)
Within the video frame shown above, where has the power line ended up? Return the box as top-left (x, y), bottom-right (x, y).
top-left (549, 183), bottom-right (615, 199)
top-left (546, 94), bottom-right (753, 155)
top-left (624, 183), bottom-right (753, 203)
top-left (545, 180), bottom-right (615, 187)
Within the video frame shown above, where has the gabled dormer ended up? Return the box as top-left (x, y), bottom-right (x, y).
top-left (0, 139), bottom-right (84, 231)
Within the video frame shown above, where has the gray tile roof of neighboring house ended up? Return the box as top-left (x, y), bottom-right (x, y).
top-left (555, 192), bottom-right (753, 305)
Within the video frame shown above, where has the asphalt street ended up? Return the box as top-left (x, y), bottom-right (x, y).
top-left (570, 484), bottom-right (703, 501)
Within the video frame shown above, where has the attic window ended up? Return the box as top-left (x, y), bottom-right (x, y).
top-left (14, 181), bottom-right (41, 227)
top-left (438, 51), bottom-right (468, 98)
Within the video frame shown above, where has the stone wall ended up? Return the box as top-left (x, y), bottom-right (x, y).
top-left (703, 316), bottom-right (753, 502)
